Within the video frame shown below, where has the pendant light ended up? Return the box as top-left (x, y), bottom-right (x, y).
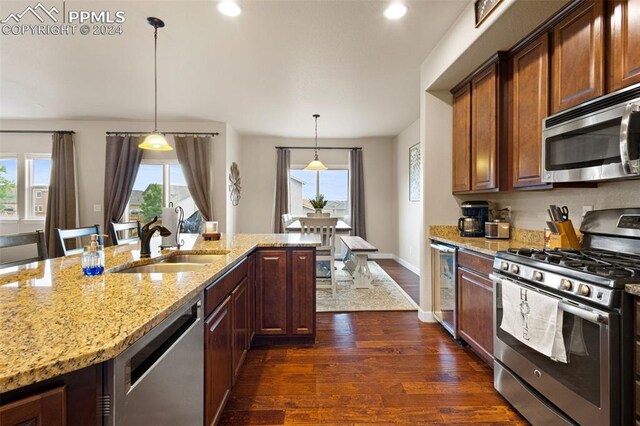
top-left (304, 114), bottom-right (328, 171)
top-left (139, 17), bottom-right (172, 151)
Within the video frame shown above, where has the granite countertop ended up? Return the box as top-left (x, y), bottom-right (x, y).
top-left (0, 233), bottom-right (320, 393)
top-left (625, 285), bottom-right (640, 296)
top-left (429, 225), bottom-right (545, 256)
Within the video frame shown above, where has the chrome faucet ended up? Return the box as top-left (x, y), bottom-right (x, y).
top-left (140, 216), bottom-right (172, 258)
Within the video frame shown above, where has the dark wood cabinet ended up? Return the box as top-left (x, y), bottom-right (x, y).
top-left (511, 33), bottom-right (550, 188)
top-left (204, 296), bottom-right (232, 426)
top-left (0, 386), bottom-right (66, 426)
top-left (607, 0), bottom-right (640, 92)
top-left (452, 84), bottom-right (472, 193)
top-left (247, 253), bottom-right (256, 345)
top-left (457, 249), bottom-right (494, 367)
top-left (291, 250), bottom-right (315, 336)
top-left (255, 250), bottom-right (288, 335)
top-left (231, 277), bottom-right (249, 383)
top-left (471, 62), bottom-right (499, 191)
top-left (551, 0), bottom-right (604, 113)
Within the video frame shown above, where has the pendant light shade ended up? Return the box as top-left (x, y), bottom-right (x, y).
top-left (304, 114), bottom-right (327, 171)
top-left (140, 17), bottom-right (172, 152)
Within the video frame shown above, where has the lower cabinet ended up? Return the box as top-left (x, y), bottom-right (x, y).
top-left (255, 250), bottom-right (288, 335)
top-left (0, 386), bottom-right (66, 426)
top-left (457, 249), bottom-right (495, 366)
top-left (204, 296), bottom-right (232, 426)
top-left (231, 277), bottom-right (249, 384)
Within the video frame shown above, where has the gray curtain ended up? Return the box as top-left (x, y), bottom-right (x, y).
top-left (349, 148), bottom-right (366, 239)
top-left (175, 136), bottom-right (213, 221)
top-left (273, 148), bottom-right (290, 233)
top-left (45, 133), bottom-right (78, 257)
top-left (103, 135), bottom-right (143, 245)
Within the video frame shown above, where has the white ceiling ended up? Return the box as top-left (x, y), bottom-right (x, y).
top-left (0, 0), bottom-right (467, 138)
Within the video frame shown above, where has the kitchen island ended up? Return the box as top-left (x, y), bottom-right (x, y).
top-left (0, 233), bottom-right (319, 425)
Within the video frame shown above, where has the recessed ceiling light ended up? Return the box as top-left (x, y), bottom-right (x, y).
top-left (384, 3), bottom-right (407, 19)
top-left (217, 0), bottom-right (242, 17)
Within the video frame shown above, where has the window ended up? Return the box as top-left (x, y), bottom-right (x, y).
top-left (289, 168), bottom-right (349, 218)
top-left (26, 155), bottom-right (51, 220)
top-left (127, 162), bottom-right (195, 224)
top-left (0, 158), bottom-right (18, 219)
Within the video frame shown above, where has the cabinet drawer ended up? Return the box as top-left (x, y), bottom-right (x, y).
top-left (205, 258), bottom-right (248, 316)
top-left (458, 249), bottom-right (494, 276)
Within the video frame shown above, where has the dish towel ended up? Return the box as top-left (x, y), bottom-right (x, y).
top-left (500, 278), bottom-right (567, 363)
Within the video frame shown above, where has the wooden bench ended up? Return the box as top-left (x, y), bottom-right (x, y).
top-left (340, 236), bottom-right (378, 289)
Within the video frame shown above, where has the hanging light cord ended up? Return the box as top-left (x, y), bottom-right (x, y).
top-left (153, 24), bottom-right (158, 133)
top-left (314, 114), bottom-right (319, 160)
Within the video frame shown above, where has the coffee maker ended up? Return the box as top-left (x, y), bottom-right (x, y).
top-left (458, 201), bottom-right (489, 237)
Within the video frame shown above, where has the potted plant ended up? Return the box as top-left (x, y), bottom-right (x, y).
top-left (310, 194), bottom-right (328, 215)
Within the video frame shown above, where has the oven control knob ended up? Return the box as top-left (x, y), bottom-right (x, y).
top-left (579, 285), bottom-right (591, 297)
top-left (501, 262), bottom-right (509, 271)
top-left (511, 265), bottom-right (520, 274)
top-left (561, 279), bottom-right (573, 291)
top-left (533, 271), bottom-right (544, 281)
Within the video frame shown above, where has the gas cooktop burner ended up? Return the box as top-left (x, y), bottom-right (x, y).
top-left (505, 248), bottom-right (640, 279)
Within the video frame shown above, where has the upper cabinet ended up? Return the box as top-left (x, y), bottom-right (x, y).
top-left (551, 1), bottom-right (605, 113)
top-left (452, 84), bottom-right (472, 193)
top-left (511, 33), bottom-right (550, 188)
top-left (607, 0), bottom-right (640, 91)
top-left (471, 62), bottom-right (499, 192)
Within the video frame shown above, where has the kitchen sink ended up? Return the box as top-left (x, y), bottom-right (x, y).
top-left (114, 263), bottom-right (207, 274)
top-left (160, 254), bottom-right (227, 264)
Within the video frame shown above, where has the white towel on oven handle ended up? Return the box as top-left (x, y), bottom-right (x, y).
top-left (499, 278), bottom-right (567, 363)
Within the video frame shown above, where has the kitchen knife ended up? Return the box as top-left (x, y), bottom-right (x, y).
top-left (548, 209), bottom-right (556, 222)
top-left (547, 221), bottom-right (559, 234)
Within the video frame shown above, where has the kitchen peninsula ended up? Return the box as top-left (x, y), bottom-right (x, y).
top-left (0, 233), bottom-right (319, 425)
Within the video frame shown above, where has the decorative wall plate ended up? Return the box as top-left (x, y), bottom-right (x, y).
top-left (229, 162), bottom-right (241, 206)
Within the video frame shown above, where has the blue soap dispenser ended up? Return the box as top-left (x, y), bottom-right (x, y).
top-left (82, 234), bottom-right (105, 276)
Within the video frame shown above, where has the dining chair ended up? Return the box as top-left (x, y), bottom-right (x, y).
top-left (281, 213), bottom-right (293, 231)
top-left (300, 217), bottom-right (338, 296)
top-left (110, 221), bottom-right (141, 245)
top-left (306, 212), bottom-right (330, 218)
top-left (0, 230), bottom-right (48, 268)
top-left (54, 224), bottom-right (103, 256)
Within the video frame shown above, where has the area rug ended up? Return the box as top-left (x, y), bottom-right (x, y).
top-left (316, 261), bottom-right (419, 312)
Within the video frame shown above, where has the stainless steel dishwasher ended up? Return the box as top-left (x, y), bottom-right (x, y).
top-left (104, 293), bottom-right (204, 426)
top-left (430, 241), bottom-right (458, 338)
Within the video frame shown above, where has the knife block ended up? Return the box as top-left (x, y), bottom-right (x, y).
top-left (548, 220), bottom-right (581, 250)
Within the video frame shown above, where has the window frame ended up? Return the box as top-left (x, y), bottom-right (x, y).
top-left (24, 153), bottom-right (52, 221)
top-left (0, 154), bottom-right (19, 221)
top-left (289, 164), bottom-right (350, 219)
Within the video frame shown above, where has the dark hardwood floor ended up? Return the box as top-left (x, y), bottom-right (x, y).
top-left (220, 312), bottom-right (526, 425)
top-left (376, 259), bottom-right (420, 305)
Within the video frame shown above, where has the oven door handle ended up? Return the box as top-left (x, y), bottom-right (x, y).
top-left (491, 274), bottom-right (609, 325)
top-left (558, 301), bottom-right (608, 325)
top-left (620, 102), bottom-right (640, 175)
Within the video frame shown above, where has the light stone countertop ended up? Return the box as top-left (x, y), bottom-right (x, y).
top-left (0, 233), bottom-right (320, 393)
top-left (429, 225), bottom-right (546, 256)
top-left (625, 285), bottom-right (640, 297)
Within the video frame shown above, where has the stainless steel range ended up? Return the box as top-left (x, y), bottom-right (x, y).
top-left (491, 208), bottom-right (640, 426)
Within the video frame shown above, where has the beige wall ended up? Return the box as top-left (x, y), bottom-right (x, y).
top-left (394, 119), bottom-right (421, 271)
top-left (237, 135), bottom-right (398, 255)
top-left (0, 119), bottom-right (227, 237)
top-left (225, 124), bottom-right (241, 236)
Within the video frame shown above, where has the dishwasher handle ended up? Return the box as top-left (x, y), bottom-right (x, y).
top-left (430, 243), bottom-right (456, 254)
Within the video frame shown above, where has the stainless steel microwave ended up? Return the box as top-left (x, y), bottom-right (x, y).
top-left (542, 83), bottom-right (640, 183)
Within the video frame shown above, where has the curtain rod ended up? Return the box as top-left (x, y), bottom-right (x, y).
top-left (275, 146), bottom-right (361, 150)
top-left (106, 131), bottom-right (219, 136)
top-left (0, 130), bottom-right (75, 134)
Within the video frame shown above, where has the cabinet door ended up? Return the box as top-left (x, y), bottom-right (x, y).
top-left (471, 63), bottom-right (498, 191)
top-left (248, 253), bottom-right (256, 345)
top-left (231, 277), bottom-right (249, 383)
top-left (291, 250), bottom-right (315, 336)
top-left (452, 84), bottom-right (472, 193)
top-left (0, 386), bottom-right (66, 426)
top-left (255, 250), bottom-right (288, 335)
top-left (204, 297), bottom-right (232, 426)
top-left (552, 0), bottom-right (604, 113)
top-left (457, 268), bottom-right (494, 366)
top-left (512, 33), bottom-right (550, 188)
top-left (608, 0), bottom-right (640, 91)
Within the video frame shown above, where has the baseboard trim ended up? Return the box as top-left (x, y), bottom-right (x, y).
top-left (392, 256), bottom-right (420, 275)
top-left (418, 308), bottom-right (435, 323)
